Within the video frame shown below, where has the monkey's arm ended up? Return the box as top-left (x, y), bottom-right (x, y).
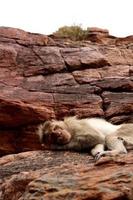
top-left (91, 144), bottom-right (104, 159)
top-left (49, 139), bottom-right (84, 151)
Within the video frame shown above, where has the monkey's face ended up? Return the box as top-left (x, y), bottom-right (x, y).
top-left (42, 121), bottom-right (71, 145)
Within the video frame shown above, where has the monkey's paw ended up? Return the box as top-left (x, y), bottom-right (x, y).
top-left (95, 152), bottom-right (106, 161)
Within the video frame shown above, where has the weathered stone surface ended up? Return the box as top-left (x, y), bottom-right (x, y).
top-left (98, 46), bottom-right (133, 66)
top-left (0, 151), bottom-right (133, 200)
top-left (0, 26), bottom-right (54, 46)
top-left (24, 47), bottom-right (66, 76)
top-left (72, 65), bottom-right (131, 83)
top-left (88, 27), bottom-right (109, 35)
top-left (102, 92), bottom-right (133, 118)
top-left (61, 47), bottom-right (110, 70)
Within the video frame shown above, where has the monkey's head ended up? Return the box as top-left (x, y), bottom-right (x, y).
top-left (37, 120), bottom-right (71, 145)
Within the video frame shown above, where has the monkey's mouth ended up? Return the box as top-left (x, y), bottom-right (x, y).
top-left (42, 132), bottom-right (63, 144)
top-left (51, 132), bottom-right (66, 145)
top-left (42, 128), bottom-right (71, 145)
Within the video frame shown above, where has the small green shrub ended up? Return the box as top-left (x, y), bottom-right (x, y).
top-left (54, 25), bottom-right (89, 41)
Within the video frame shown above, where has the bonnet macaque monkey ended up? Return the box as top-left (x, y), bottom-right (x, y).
top-left (37, 116), bottom-right (133, 159)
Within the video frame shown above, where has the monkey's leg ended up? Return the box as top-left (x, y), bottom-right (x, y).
top-left (115, 123), bottom-right (133, 149)
top-left (106, 135), bottom-right (127, 153)
top-left (118, 137), bottom-right (133, 150)
top-left (96, 135), bottom-right (127, 159)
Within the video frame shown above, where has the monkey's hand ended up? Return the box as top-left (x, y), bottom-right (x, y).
top-left (94, 152), bottom-right (106, 161)
top-left (95, 148), bottom-right (127, 160)
top-left (91, 144), bottom-right (105, 161)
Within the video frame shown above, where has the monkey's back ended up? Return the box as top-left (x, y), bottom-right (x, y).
top-left (116, 123), bottom-right (133, 137)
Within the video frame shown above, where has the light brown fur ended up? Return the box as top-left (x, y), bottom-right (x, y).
top-left (37, 116), bottom-right (105, 155)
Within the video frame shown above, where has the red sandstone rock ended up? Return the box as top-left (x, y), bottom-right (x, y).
top-left (0, 26), bottom-right (55, 45)
top-left (88, 27), bottom-right (109, 35)
top-left (61, 47), bottom-right (110, 70)
top-left (0, 151), bottom-right (133, 200)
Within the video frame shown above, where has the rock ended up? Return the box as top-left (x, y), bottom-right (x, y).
top-left (102, 92), bottom-right (133, 118)
top-left (24, 47), bottom-right (65, 76)
top-left (0, 26), bottom-right (55, 46)
top-left (88, 27), bottom-right (109, 35)
top-left (0, 151), bottom-right (133, 200)
top-left (72, 65), bottom-right (131, 83)
top-left (61, 47), bottom-right (110, 70)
